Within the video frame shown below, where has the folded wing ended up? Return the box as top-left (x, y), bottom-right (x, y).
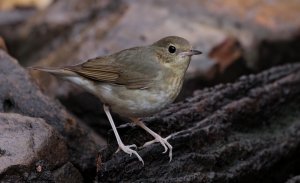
top-left (65, 49), bottom-right (160, 89)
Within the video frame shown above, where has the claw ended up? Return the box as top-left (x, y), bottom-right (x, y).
top-left (118, 144), bottom-right (144, 165)
top-left (116, 144), bottom-right (137, 154)
top-left (142, 135), bottom-right (173, 161)
top-left (132, 118), bottom-right (173, 162)
top-left (161, 140), bottom-right (168, 154)
top-left (142, 139), bottom-right (156, 148)
top-left (128, 144), bottom-right (137, 149)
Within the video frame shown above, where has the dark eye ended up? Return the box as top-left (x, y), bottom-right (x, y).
top-left (168, 45), bottom-right (176, 53)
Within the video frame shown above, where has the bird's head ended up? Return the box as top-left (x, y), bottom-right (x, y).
top-left (151, 36), bottom-right (202, 73)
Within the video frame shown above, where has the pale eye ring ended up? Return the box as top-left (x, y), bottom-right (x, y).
top-left (168, 45), bottom-right (176, 53)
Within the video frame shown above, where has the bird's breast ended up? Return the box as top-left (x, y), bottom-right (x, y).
top-left (95, 76), bottom-right (184, 118)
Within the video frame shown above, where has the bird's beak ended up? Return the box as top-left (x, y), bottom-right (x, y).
top-left (180, 50), bottom-right (202, 57)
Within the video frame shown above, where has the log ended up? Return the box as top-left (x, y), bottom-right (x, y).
top-left (97, 63), bottom-right (300, 183)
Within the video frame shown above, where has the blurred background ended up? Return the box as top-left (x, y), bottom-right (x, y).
top-left (1, 0), bottom-right (300, 182)
top-left (1, 0), bottom-right (300, 135)
top-left (1, 0), bottom-right (299, 135)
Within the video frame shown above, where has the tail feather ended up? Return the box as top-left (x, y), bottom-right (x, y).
top-left (28, 66), bottom-right (76, 77)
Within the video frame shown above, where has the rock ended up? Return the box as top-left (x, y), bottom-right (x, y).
top-left (53, 162), bottom-right (83, 183)
top-left (0, 112), bottom-right (69, 182)
top-left (286, 176), bottom-right (300, 183)
top-left (97, 63), bottom-right (300, 182)
top-left (0, 113), bottom-right (68, 172)
top-left (0, 49), bottom-right (104, 181)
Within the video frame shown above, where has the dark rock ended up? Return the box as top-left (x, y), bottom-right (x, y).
top-left (286, 175), bottom-right (300, 183)
top-left (0, 49), bottom-right (104, 181)
top-left (53, 162), bottom-right (83, 183)
top-left (97, 63), bottom-right (300, 182)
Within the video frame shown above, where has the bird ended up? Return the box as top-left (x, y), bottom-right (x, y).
top-left (29, 36), bottom-right (202, 165)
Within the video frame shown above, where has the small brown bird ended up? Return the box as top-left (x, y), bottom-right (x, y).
top-left (30, 36), bottom-right (201, 164)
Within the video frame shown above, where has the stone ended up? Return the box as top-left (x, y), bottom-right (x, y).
top-left (0, 49), bottom-right (104, 181)
top-left (286, 176), bottom-right (300, 183)
top-left (0, 112), bottom-right (68, 182)
top-left (53, 162), bottom-right (83, 183)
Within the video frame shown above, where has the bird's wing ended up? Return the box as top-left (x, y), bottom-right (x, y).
top-left (65, 48), bottom-right (160, 89)
top-left (65, 57), bottom-right (121, 83)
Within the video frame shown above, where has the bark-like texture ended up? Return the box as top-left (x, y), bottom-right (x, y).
top-left (286, 175), bottom-right (300, 183)
top-left (98, 63), bottom-right (300, 183)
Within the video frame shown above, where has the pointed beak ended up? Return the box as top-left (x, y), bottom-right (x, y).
top-left (180, 49), bottom-right (202, 57)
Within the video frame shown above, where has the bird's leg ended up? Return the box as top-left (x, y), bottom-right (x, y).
top-left (103, 105), bottom-right (144, 165)
top-left (131, 118), bottom-right (173, 162)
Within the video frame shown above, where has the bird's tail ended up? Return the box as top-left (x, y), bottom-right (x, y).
top-left (28, 66), bottom-right (76, 77)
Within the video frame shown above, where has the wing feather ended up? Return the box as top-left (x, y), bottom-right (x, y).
top-left (65, 49), bottom-right (160, 89)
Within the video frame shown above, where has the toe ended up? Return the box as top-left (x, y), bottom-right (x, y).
top-left (128, 144), bottom-right (137, 149)
top-left (142, 139), bottom-right (156, 147)
top-left (118, 144), bottom-right (144, 165)
top-left (160, 140), bottom-right (168, 154)
top-left (132, 150), bottom-right (144, 165)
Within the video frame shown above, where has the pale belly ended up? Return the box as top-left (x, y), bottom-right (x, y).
top-left (95, 83), bottom-right (182, 117)
top-left (66, 76), bottom-right (183, 117)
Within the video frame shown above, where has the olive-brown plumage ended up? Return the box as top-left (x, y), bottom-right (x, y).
top-left (30, 36), bottom-right (202, 164)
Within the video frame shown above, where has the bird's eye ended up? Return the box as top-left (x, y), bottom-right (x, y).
top-left (168, 45), bottom-right (176, 53)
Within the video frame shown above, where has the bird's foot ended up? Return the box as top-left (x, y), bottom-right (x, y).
top-left (142, 135), bottom-right (173, 162)
top-left (115, 143), bottom-right (144, 165)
